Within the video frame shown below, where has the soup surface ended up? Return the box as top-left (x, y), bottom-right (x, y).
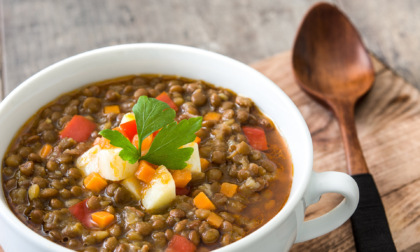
top-left (2, 75), bottom-right (292, 252)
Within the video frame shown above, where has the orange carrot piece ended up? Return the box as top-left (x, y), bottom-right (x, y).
top-left (200, 158), bottom-right (210, 171)
top-left (103, 105), bottom-right (120, 114)
top-left (91, 211), bottom-right (115, 229)
top-left (207, 212), bottom-right (223, 228)
top-left (220, 182), bottom-right (238, 198)
top-left (204, 112), bottom-right (221, 121)
top-left (171, 169), bottom-right (192, 188)
top-left (193, 192), bottom-right (216, 210)
top-left (39, 144), bottom-right (53, 159)
top-left (132, 134), bottom-right (154, 155)
top-left (84, 172), bottom-right (107, 193)
top-left (132, 134), bottom-right (139, 148)
top-left (93, 137), bottom-right (112, 149)
top-left (194, 136), bottom-right (201, 144)
top-left (141, 134), bottom-right (154, 153)
top-left (135, 160), bottom-right (156, 183)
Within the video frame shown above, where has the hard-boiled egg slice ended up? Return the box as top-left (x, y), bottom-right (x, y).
top-left (121, 165), bottom-right (176, 211)
top-left (120, 112), bottom-right (135, 124)
top-left (75, 145), bottom-right (101, 176)
top-left (182, 142), bottom-right (202, 174)
top-left (96, 148), bottom-right (138, 181)
top-left (76, 145), bottom-right (138, 181)
top-left (142, 165), bottom-right (176, 210)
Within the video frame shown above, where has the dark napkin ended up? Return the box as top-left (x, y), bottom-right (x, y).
top-left (351, 174), bottom-right (397, 252)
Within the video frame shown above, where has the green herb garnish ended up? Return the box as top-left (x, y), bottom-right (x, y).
top-left (99, 96), bottom-right (203, 170)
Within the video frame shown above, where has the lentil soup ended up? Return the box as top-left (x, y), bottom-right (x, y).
top-left (2, 75), bottom-right (293, 252)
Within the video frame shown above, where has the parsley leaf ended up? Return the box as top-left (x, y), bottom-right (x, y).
top-left (133, 96), bottom-right (176, 151)
top-left (99, 129), bottom-right (140, 164)
top-left (141, 116), bottom-right (203, 170)
top-left (99, 96), bottom-right (202, 170)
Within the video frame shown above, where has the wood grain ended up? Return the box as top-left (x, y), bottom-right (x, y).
top-left (251, 52), bottom-right (420, 251)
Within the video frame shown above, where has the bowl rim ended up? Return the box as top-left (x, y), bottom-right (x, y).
top-left (0, 43), bottom-right (313, 251)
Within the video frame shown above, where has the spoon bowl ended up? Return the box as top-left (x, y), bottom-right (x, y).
top-left (292, 3), bottom-right (374, 103)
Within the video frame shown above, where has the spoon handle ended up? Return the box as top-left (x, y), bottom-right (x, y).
top-left (334, 103), bottom-right (396, 251)
top-left (334, 103), bottom-right (368, 175)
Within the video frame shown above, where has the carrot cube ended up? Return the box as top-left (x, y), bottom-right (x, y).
top-left (135, 160), bottom-right (156, 183)
top-left (200, 158), bottom-right (210, 171)
top-left (220, 182), bottom-right (238, 198)
top-left (91, 211), bottom-right (115, 229)
top-left (204, 112), bottom-right (222, 121)
top-left (193, 192), bottom-right (216, 210)
top-left (131, 134), bottom-right (154, 155)
top-left (132, 134), bottom-right (139, 148)
top-left (141, 134), bottom-right (154, 154)
top-left (207, 212), bottom-right (223, 228)
top-left (103, 105), bottom-right (120, 114)
top-left (194, 136), bottom-right (201, 144)
top-left (84, 172), bottom-right (107, 193)
top-left (171, 169), bottom-right (192, 188)
top-left (39, 144), bottom-right (53, 159)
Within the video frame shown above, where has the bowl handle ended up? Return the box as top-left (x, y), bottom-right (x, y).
top-left (295, 171), bottom-right (359, 242)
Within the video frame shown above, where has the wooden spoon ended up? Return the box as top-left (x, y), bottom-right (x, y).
top-left (292, 3), bottom-right (396, 251)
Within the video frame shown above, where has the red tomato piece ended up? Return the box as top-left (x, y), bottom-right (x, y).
top-left (242, 126), bottom-right (268, 151)
top-left (156, 92), bottom-right (178, 112)
top-left (68, 199), bottom-right (94, 228)
top-left (60, 115), bottom-right (97, 142)
top-left (166, 235), bottom-right (196, 252)
top-left (120, 120), bottom-right (137, 141)
top-left (176, 187), bottom-right (190, 196)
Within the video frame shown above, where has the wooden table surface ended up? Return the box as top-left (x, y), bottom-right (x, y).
top-left (1, 1), bottom-right (420, 252)
top-left (253, 52), bottom-right (420, 252)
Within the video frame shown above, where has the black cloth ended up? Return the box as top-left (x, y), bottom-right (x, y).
top-left (351, 174), bottom-right (397, 252)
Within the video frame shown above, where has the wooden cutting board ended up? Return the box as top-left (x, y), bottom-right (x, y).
top-left (251, 52), bottom-right (420, 252)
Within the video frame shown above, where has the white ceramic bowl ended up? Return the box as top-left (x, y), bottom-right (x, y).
top-left (0, 44), bottom-right (359, 252)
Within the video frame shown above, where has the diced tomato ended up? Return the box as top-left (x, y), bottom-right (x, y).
top-left (60, 115), bottom-right (96, 142)
top-left (120, 120), bottom-right (137, 141)
top-left (176, 187), bottom-right (190, 196)
top-left (69, 199), bottom-right (94, 228)
top-left (242, 126), bottom-right (268, 151)
top-left (166, 235), bottom-right (196, 252)
top-left (156, 92), bottom-right (178, 112)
